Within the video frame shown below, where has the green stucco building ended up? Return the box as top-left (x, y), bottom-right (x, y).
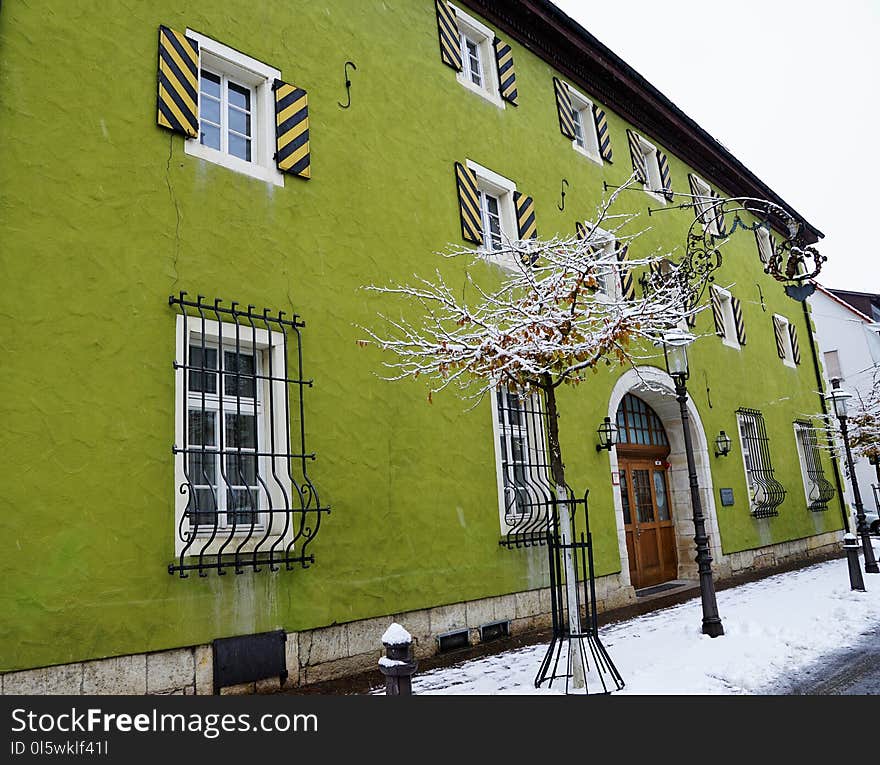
top-left (0, 0), bottom-right (846, 694)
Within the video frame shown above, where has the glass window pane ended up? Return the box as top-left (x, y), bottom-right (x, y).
top-left (189, 347), bottom-right (218, 393)
top-left (228, 107), bottom-right (251, 137)
top-left (188, 410), bottom-right (217, 446)
top-left (188, 487), bottom-right (218, 528)
top-left (188, 451), bottom-right (217, 486)
top-left (620, 473), bottom-right (631, 525)
top-left (200, 70), bottom-right (221, 98)
top-left (200, 122), bottom-right (221, 151)
top-left (228, 133), bottom-right (251, 161)
top-left (632, 469), bottom-right (654, 523)
top-left (227, 82), bottom-right (250, 110)
top-left (226, 454), bottom-right (257, 486)
top-left (201, 96), bottom-right (220, 125)
top-left (224, 351), bottom-right (256, 398)
top-left (654, 470), bottom-right (669, 521)
top-left (227, 488), bottom-right (258, 525)
top-left (226, 413), bottom-right (256, 449)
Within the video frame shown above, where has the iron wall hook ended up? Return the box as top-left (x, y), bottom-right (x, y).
top-left (557, 178), bottom-right (568, 211)
top-left (338, 60), bottom-right (357, 109)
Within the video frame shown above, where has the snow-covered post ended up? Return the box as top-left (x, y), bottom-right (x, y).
top-left (844, 534), bottom-right (866, 592)
top-left (379, 623), bottom-right (417, 696)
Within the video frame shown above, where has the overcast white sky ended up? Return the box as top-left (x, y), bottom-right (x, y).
top-left (553, 0), bottom-right (880, 293)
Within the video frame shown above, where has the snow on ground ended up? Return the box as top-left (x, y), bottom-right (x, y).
top-left (408, 541), bottom-right (880, 695)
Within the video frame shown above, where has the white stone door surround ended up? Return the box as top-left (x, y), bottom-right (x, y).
top-left (606, 366), bottom-right (726, 589)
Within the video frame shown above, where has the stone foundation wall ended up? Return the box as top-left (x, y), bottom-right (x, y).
top-left (0, 532), bottom-right (843, 695)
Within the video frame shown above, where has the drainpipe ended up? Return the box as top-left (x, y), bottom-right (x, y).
top-left (802, 297), bottom-right (850, 532)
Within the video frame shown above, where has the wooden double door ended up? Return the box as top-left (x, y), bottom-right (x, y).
top-left (619, 455), bottom-right (678, 589)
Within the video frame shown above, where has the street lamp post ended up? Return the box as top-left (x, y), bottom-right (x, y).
top-left (826, 378), bottom-right (879, 574)
top-left (662, 329), bottom-right (724, 637)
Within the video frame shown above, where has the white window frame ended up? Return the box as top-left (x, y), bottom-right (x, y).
top-left (184, 29), bottom-right (284, 187)
top-left (736, 411), bottom-right (769, 513)
top-left (755, 226), bottom-right (774, 264)
top-left (466, 159), bottom-right (519, 269)
top-left (713, 286), bottom-right (741, 350)
top-left (793, 422), bottom-right (823, 510)
top-left (490, 387), bottom-right (549, 533)
top-left (773, 314), bottom-right (797, 368)
top-left (632, 133), bottom-right (665, 204)
top-left (567, 85), bottom-right (602, 164)
top-left (173, 315), bottom-right (294, 557)
top-left (587, 226), bottom-right (621, 301)
top-left (690, 174), bottom-right (719, 236)
top-left (449, 4), bottom-right (505, 109)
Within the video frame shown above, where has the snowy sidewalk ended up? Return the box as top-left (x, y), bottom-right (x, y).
top-left (408, 541), bottom-right (880, 695)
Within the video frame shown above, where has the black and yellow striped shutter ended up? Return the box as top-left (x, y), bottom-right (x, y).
top-left (435, 0), bottom-right (462, 71)
top-left (710, 287), bottom-right (725, 336)
top-left (494, 37), bottom-right (517, 105)
top-left (626, 130), bottom-right (647, 183)
top-left (273, 80), bottom-right (310, 179)
top-left (454, 162), bottom-right (482, 245)
top-left (616, 241), bottom-right (635, 301)
top-left (593, 105), bottom-right (612, 162)
top-left (731, 295), bottom-right (746, 345)
top-left (772, 316), bottom-right (787, 359)
top-left (553, 78), bottom-right (575, 139)
top-left (789, 323), bottom-right (801, 364)
top-left (656, 150), bottom-right (673, 201)
top-left (513, 191), bottom-right (536, 240)
top-left (157, 26), bottom-right (199, 138)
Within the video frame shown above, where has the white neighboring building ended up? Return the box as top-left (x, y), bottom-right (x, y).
top-left (809, 284), bottom-right (880, 523)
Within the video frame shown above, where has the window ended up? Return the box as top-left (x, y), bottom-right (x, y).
top-left (710, 286), bottom-right (741, 350)
top-left (467, 160), bottom-right (517, 261)
top-left (615, 394), bottom-right (669, 447)
top-left (689, 174), bottom-right (719, 235)
top-left (170, 296), bottom-right (327, 576)
top-left (736, 408), bottom-right (786, 518)
top-left (772, 314), bottom-right (796, 367)
top-left (451, 5), bottom-right (504, 108)
top-left (755, 226), bottom-right (774, 264)
top-left (184, 30), bottom-right (284, 186)
top-left (823, 350), bottom-right (843, 381)
top-left (587, 227), bottom-right (622, 300)
top-left (492, 388), bottom-right (551, 537)
top-left (794, 421), bottom-right (835, 512)
top-left (628, 132), bottom-right (664, 202)
top-left (568, 86), bottom-right (601, 163)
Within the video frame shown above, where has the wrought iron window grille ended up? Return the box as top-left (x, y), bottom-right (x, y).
top-left (169, 292), bottom-right (329, 577)
top-left (496, 387), bottom-right (555, 549)
top-left (794, 419), bottom-right (835, 512)
top-left (735, 408), bottom-right (786, 518)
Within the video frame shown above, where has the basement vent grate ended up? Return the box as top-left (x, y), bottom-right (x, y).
top-left (436, 628), bottom-right (470, 653)
top-left (479, 620), bottom-right (511, 643)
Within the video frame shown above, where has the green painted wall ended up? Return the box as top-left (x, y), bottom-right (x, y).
top-left (0, 0), bottom-right (841, 672)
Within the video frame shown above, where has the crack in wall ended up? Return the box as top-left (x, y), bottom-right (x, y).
top-left (166, 135), bottom-right (182, 290)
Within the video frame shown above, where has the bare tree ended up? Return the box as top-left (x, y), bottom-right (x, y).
top-left (361, 185), bottom-right (703, 689)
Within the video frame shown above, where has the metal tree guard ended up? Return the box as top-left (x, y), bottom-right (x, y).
top-left (535, 490), bottom-right (625, 694)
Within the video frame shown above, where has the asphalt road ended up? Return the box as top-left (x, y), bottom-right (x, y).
top-left (769, 627), bottom-right (880, 695)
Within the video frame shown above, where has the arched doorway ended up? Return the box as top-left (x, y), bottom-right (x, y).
top-left (616, 393), bottom-right (677, 589)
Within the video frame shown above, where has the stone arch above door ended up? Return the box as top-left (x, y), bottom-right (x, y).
top-left (606, 367), bottom-right (725, 590)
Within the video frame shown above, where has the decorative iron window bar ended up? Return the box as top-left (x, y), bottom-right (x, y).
top-left (169, 292), bottom-right (329, 577)
top-left (497, 388), bottom-right (554, 549)
top-left (794, 419), bottom-right (835, 512)
top-left (736, 408), bottom-right (786, 518)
